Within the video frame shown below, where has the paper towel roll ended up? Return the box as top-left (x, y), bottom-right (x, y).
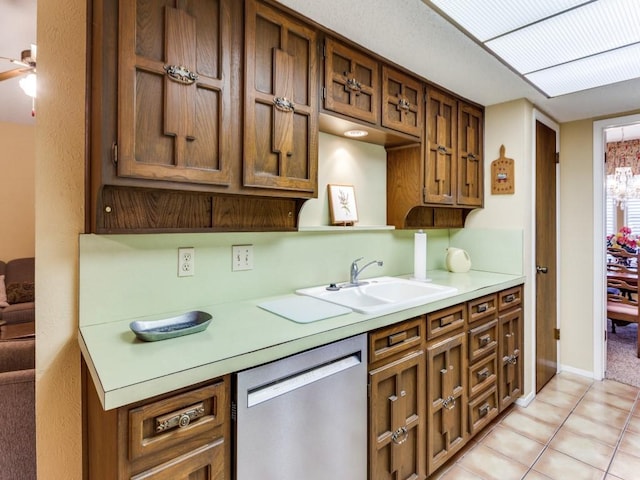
top-left (413, 230), bottom-right (427, 281)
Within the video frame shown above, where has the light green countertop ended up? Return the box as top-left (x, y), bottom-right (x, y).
top-left (79, 269), bottom-right (525, 410)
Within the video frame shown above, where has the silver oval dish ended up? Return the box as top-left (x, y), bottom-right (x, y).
top-left (130, 310), bottom-right (212, 342)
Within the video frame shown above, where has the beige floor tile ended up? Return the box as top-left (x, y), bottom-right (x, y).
top-left (590, 380), bottom-right (639, 400)
top-left (458, 444), bottom-right (528, 480)
top-left (617, 430), bottom-right (640, 458)
top-left (525, 471), bottom-right (553, 480)
top-left (434, 464), bottom-right (484, 480)
top-left (632, 400), bottom-right (640, 417)
top-left (479, 424), bottom-right (545, 467)
top-left (561, 413), bottom-right (623, 447)
top-left (583, 389), bottom-right (636, 411)
top-left (626, 414), bottom-right (640, 434)
top-left (500, 409), bottom-right (558, 444)
top-left (542, 375), bottom-right (591, 397)
top-left (533, 448), bottom-right (605, 480)
top-left (605, 475), bottom-right (624, 480)
top-left (573, 399), bottom-right (630, 429)
top-left (548, 428), bottom-right (614, 471)
top-left (517, 400), bottom-right (572, 427)
top-left (534, 388), bottom-right (581, 410)
top-left (608, 450), bottom-right (640, 479)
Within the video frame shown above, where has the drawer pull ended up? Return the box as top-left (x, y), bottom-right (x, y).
top-left (156, 403), bottom-right (205, 432)
top-left (477, 303), bottom-right (489, 313)
top-left (479, 402), bottom-right (490, 417)
top-left (437, 145), bottom-right (448, 154)
top-left (397, 98), bottom-right (411, 112)
top-left (345, 77), bottom-right (362, 94)
top-left (388, 331), bottom-right (407, 346)
top-left (477, 368), bottom-right (490, 380)
top-left (440, 314), bottom-right (455, 327)
top-left (506, 354), bottom-right (518, 365)
top-left (479, 334), bottom-right (492, 347)
top-left (391, 426), bottom-right (409, 445)
top-left (504, 293), bottom-right (516, 303)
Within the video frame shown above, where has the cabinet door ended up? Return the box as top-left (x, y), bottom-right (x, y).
top-left (369, 351), bottom-right (426, 480)
top-left (457, 102), bottom-right (484, 207)
top-left (426, 332), bottom-right (467, 475)
top-left (118, 0), bottom-right (232, 186)
top-left (425, 89), bottom-right (457, 205)
top-left (324, 38), bottom-right (379, 124)
top-left (382, 66), bottom-right (423, 137)
top-left (244, 0), bottom-right (318, 195)
top-left (130, 441), bottom-right (225, 480)
top-left (498, 308), bottom-right (523, 411)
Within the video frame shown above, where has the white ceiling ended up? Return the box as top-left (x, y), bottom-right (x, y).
top-left (2, 0), bottom-right (640, 127)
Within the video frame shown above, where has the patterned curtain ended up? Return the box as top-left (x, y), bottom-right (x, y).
top-left (607, 139), bottom-right (640, 175)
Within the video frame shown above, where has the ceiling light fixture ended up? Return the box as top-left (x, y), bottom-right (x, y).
top-left (344, 130), bottom-right (368, 138)
top-left (426, 0), bottom-right (640, 97)
top-left (19, 73), bottom-right (36, 98)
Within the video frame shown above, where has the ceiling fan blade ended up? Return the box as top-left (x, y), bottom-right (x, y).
top-left (0, 67), bottom-right (33, 81)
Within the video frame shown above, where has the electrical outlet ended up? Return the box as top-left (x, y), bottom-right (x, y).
top-left (178, 247), bottom-right (195, 277)
top-left (232, 245), bottom-right (253, 271)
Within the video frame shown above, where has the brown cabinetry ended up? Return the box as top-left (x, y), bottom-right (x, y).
top-left (426, 332), bottom-right (467, 474)
top-left (368, 318), bottom-right (426, 480)
top-left (498, 289), bottom-right (523, 410)
top-left (457, 102), bottom-right (484, 207)
top-left (425, 89), bottom-right (457, 206)
top-left (323, 38), bottom-right (379, 125)
top-left (116, 0), bottom-right (233, 187)
top-left (244, 0), bottom-right (318, 195)
top-left (85, 375), bottom-right (230, 480)
top-left (382, 66), bottom-right (423, 138)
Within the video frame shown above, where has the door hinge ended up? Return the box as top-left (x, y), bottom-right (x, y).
top-left (322, 86), bottom-right (326, 99)
top-left (111, 142), bottom-right (118, 165)
top-left (554, 328), bottom-right (560, 340)
top-left (231, 400), bottom-right (237, 422)
top-left (322, 42), bottom-right (326, 58)
top-left (605, 330), bottom-right (607, 342)
top-left (555, 152), bottom-right (560, 164)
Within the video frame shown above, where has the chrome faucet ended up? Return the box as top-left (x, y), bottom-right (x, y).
top-left (349, 257), bottom-right (383, 286)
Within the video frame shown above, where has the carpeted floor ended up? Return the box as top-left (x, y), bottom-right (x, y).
top-left (606, 320), bottom-right (640, 388)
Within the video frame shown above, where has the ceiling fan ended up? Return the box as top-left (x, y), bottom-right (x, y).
top-left (0, 45), bottom-right (37, 115)
top-left (0, 45), bottom-right (37, 82)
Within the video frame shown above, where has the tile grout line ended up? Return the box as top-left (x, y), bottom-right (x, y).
top-left (602, 387), bottom-right (640, 477)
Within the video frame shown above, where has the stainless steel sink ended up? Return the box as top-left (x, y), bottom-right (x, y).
top-left (296, 276), bottom-right (458, 315)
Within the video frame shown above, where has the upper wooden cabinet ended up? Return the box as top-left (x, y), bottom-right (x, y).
top-left (425, 88), bottom-right (458, 205)
top-left (382, 66), bottom-right (423, 138)
top-left (244, 0), bottom-right (318, 196)
top-left (117, 0), bottom-right (233, 186)
top-left (458, 102), bottom-right (484, 207)
top-left (323, 38), bottom-right (380, 125)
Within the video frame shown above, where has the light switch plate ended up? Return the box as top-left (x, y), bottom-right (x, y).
top-left (232, 245), bottom-right (253, 271)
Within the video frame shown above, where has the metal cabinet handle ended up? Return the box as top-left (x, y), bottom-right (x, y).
top-left (163, 64), bottom-right (198, 85)
top-left (504, 293), bottom-right (516, 303)
top-left (479, 402), bottom-right (491, 418)
top-left (477, 368), bottom-right (490, 380)
top-left (155, 403), bottom-right (205, 432)
top-left (507, 354), bottom-right (518, 365)
top-left (468, 153), bottom-right (478, 161)
top-left (391, 426), bottom-right (409, 445)
top-left (397, 98), bottom-right (411, 112)
top-left (273, 97), bottom-right (295, 113)
top-left (437, 145), bottom-right (447, 154)
top-left (345, 77), bottom-right (362, 94)
top-left (442, 395), bottom-right (456, 410)
top-left (477, 303), bottom-right (488, 313)
top-left (479, 334), bottom-right (491, 347)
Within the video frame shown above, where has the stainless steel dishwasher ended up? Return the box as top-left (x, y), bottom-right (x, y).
top-left (234, 334), bottom-right (367, 480)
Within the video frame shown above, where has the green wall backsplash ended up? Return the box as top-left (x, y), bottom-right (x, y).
top-left (79, 228), bottom-right (523, 326)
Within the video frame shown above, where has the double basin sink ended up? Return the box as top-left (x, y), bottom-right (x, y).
top-left (296, 276), bottom-right (458, 315)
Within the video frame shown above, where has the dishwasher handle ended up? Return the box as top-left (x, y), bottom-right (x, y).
top-left (247, 353), bottom-right (361, 407)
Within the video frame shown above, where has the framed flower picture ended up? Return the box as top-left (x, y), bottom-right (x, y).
top-left (328, 184), bottom-right (358, 225)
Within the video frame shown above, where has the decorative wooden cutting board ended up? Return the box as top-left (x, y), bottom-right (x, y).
top-left (491, 144), bottom-right (515, 195)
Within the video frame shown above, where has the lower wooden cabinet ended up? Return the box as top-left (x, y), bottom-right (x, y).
top-left (426, 332), bottom-right (467, 475)
top-left (498, 306), bottom-right (523, 410)
top-left (84, 372), bottom-right (230, 480)
top-left (369, 319), bottom-right (426, 480)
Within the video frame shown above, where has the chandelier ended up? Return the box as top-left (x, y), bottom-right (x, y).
top-left (607, 167), bottom-right (640, 210)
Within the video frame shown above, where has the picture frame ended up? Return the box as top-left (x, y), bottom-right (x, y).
top-left (328, 184), bottom-right (358, 225)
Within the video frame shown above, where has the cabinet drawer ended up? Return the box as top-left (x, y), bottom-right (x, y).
top-left (128, 380), bottom-right (226, 463)
top-left (467, 294), bottom-right (497, 324)
top-left (468, 386), bottom-right (499, 436)
top-left (369, 317), bottom-right (424, 365)
top-left (469, 354), bottom-right (497, 398)
top-left (468, 319), bottom-right (498, 363)
top-left (498, 286), bottom-right (522, 312)
top-left (426, 304), bottom-right (465, 340)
